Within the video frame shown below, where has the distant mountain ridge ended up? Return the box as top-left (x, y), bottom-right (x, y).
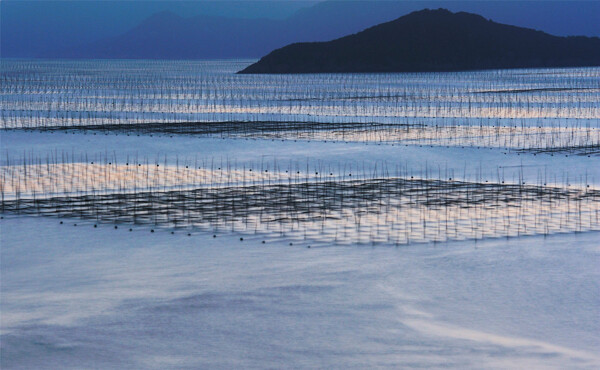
top-left (55, 12), bottom-right (284, 59)
top-left (3, 1), bottom-right (599, 59)
top-left (239, 9), bottom-right (600, 74)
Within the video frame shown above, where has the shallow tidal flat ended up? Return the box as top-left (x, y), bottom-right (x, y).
top-left (1, 60), bottom-right (599, 369)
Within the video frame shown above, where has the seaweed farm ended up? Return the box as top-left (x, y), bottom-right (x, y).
top-left (0, 61), bottom-right (600, 244)
top-left (2, 60), bottom-right (599, 154)
top-left (2, 59), bottom-right (600, 369)
top-left (2, 60), bottom-right (600, 242)
top-left (2, 155), bottom-right (599, 245)
top-left (2, 60), bottom-right (600, 241)
top-left (3, 168), bottom-right (599, 245)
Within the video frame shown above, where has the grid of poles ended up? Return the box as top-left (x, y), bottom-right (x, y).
top-left (2, 60), bottom-right (599, 154)
top-left (2, 154), bottom-right (599, 245)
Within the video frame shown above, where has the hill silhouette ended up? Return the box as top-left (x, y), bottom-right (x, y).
top-left (239, 8), bottom-right (600, 74)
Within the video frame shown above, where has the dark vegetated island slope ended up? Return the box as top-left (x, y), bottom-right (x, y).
top-left (239, 9), bottom-right (600, 74)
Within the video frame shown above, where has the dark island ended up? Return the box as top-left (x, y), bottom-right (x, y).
top-left (238, 8), bottom-right (600, 74)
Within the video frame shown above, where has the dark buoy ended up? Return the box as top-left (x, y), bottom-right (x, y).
top-left (151, 229), bottom-right (154, 233)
